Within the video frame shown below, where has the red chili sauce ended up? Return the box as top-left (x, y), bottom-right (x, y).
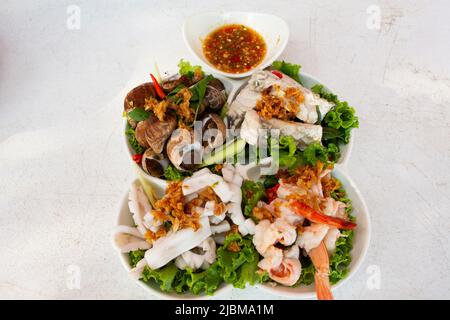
top-left (203, 24), bottom-right (267, 74)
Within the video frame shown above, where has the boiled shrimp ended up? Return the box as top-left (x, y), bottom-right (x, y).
top-left (290, 200), bottom-right (356, 230)
top-left (309, 241), bottom-right (333, 300)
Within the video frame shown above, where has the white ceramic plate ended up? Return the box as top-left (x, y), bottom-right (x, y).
top-left (255, 167), bottom-right (371, 298)
top-left (114, 179), bottom-right (233, 299)
top-left (183, 12), bottom-right (289, 78)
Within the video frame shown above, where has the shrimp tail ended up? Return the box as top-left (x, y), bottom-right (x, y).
top-left (314, 272), bottom-right (334, 300)
top-left (290, 200), bottom-right (357, 230)
top-left (309, 241), bottom-right (334, 300)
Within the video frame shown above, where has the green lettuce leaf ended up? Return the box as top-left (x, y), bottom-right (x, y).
top-left (241, 181), bottom-right (266, 219)
top-left (272, 60), bottom-right (302, 84)
top-left (312, 84), bottom-right (359, 146)
top-left (125, 123), bottom-right (144, 154)
top-left (178, 59), bottom-right (204, 79)
top-left (164, 164), bottom-right (188, 181)
top-left (141, 263), bottom-right (179, 292)
top-left (128, 250), bottom-right (145, 268)
top-left (329, 230), bottom-right (354, 284)
top-left (217, 233), bottom-right (266, 288)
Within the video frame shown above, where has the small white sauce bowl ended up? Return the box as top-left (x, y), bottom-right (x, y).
top-left (183, 11), bottom-right (290, 78)
top-left (255, 167), bottom-right (371, 299)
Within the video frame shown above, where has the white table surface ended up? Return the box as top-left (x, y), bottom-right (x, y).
top-left (1, 0), bottom-right (449, 300)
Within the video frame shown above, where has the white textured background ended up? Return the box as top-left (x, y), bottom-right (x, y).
top-left (1, 0), bottom-right (449, 299)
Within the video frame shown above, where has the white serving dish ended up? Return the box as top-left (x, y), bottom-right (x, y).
top-left (183, 12), bottom-right (289, 78)
top-left (255, 167), bottom-right (371, 298)
top-left (113, 179), bottom-right (233, 299)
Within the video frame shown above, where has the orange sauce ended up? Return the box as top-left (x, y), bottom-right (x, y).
top-left (203, 24), bottom-right (266, 74)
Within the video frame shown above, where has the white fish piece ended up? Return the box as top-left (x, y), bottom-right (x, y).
top-left (144, 216), bottom-right (211, 269)
top-left (240, 109), bottom-right (262, 146)
top-left (182, 169), bottom-right (233, 203)
top-left (211, 220), bottom-right (231, 234)
top-left (262, 118), bottom-right (322, 149)
top-left (129, 258), bottom-right (147, 280)
top-left (297, 223), bottom-right (329, 253)
top-left (128, 182), bottom-right (151, 235)
top-left (324, 228), bottom-right (341, 253)
top-left (227, 71), bottom-right (280, 125)
top-left (113, 226), bottom-right (151, 253)
top-left (227, 202), bottom-right (246, 226)
top-left (296, 88), bottom-right (334, 124)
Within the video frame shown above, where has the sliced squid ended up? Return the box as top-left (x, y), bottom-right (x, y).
top-left (211, 220), bottom-right (231, 234)
top-left (144, 216), bottom-right (211, 269)
top-left (182, 168), bottom-right (233, 203)
top-left (113, 225), bottom-right (151, 253)
top-left (128, 182), bottom-right (152, 235)
top-left (238, 218), bottom-right (257, 236)
top-left (174, 237), bottom-right (217, 271)
top-left (129, 258), bottom-right (148, 280)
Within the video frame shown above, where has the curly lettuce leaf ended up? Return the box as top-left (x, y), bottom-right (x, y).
top-left (312, 84), bottom-right (359, 146)
top-left (175, 263), bottom-right (223, 295)
top-left (129, 250), bottom-right (145, 268)
top-left (163, 164), bottom-right (186, 181)
top-left (241, 181), bottom-right (266, 219)
top-left (141, 263), bottom-right (179, 292)
top-left (178, 59), bottom-right (204, 79)
top-left (125, 123), bottom-right (144, 154)
top-left (329, 230), bottom-right (354, 284)
top-left (296, 257), bottom-right (315, 286)
top-left (217, 233), bottom-right (266, 288)
top-left (272, 60), bottom-right (302, 84)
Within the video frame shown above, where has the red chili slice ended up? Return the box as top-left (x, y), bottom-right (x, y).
top-left (271, 70), bottom-right (283, 79)
top-left (132, 154), bottom-right (143, 164)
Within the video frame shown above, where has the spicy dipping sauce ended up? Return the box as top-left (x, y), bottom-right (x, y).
top-left (203, 24), bottom-right (266, 74)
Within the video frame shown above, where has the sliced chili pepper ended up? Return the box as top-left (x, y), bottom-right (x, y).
top-left (271, 70), bottom-right (283, 79)
top-left (266, 183), bottom-right (280, 203)
top-left (132, 153), bottom-right (143, 164)
top-left (150, 73), bottom-right (166, 99)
